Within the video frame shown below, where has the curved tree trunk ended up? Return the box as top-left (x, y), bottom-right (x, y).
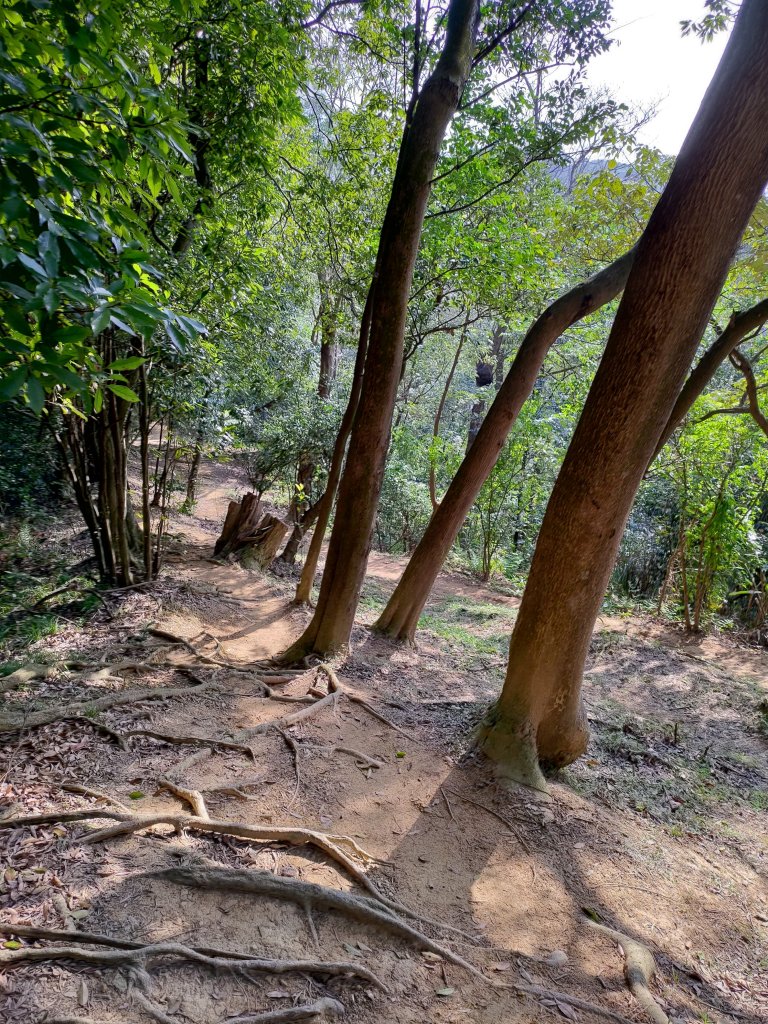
top-left (374, 248), bottom-right (636, 642)
top-left (281, 0), bottom-right (481, 656)
top-left (478, 0), bottom-right (768, 792)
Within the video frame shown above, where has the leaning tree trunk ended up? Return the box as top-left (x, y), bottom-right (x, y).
top-left (478, 0), bottom-right (768, 792)
top-left (374, 248), bottom-right (636, 642)
top-left (281, 0), bottom-right (481, 656)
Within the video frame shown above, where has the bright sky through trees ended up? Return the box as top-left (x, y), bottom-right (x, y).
top-left (587, 0), bottom-right (731, 154)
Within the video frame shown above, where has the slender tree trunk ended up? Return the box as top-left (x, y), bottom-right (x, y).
top-left (282, 0), bottom-right (481, 652)
top-left (429, 324), bottom-right (468, 510)
top-left (375, 248), bottom-right (635, 641)
top-left (478, 0), bottom-right (768, 791)
top-left (292, 291), bottom-right (373, 604)
top-left (278, 289), bottom-right (340, 566)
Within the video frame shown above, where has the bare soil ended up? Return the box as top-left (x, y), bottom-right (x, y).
top-left (1, 456), bottom-right (767, 1024)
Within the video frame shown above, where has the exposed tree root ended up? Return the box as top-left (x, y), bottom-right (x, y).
top-left (59, 782), bottom-right (131, 811)
top-left (157, 865), bottom-right (491, 984)
top-left (443, 788), bottom-right (531, 852)
top-left (0, 676), bottom-right (212, 733)
top-left (316, 664), bottom-right (412, 738)
top-left (0, 925), bottom-right (385, 989)
top-left (585, 918), bottom-right (670, 1024)
top-left (156, 777), bottom-right (209, 818)
top-left (513, 982), bottom-right (637, 1024)
top-left (226, 998), bottom-right (345, 1023)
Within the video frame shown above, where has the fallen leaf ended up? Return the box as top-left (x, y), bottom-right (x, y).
top-left (435, 987), bottom-right (454, 997)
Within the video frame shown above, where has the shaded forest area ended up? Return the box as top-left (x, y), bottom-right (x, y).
top-left (1, 1), bottom-right (767, 1022)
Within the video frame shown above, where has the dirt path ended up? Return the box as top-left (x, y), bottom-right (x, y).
top-left (2, 458), bottom-right (767, 1024)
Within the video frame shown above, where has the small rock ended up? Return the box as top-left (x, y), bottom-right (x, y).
top-left (544, 949), bottom-right (569, 968)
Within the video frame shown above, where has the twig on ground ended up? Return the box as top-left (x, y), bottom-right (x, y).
top-left (444, 788), bottom-right (530, 852)
top-left (277, 728), bottom-right (303, 807)
top-left (439, 786), bottom-right (455, 821)
top-left (513, 982), bottom-right (638, 1024)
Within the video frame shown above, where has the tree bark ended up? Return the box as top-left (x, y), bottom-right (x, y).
top-left (282, 0), bottom-right (481, 654)
top-left (478, 0), bottom-right (768, 791)
top-left (429, 324), bottom-right (468, 510)
top-left (375, 248), bottom-right (636, 642)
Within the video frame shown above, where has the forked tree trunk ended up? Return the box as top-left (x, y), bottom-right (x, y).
top-left (478, 0), bottom-right (768, 792)
top-left (281, 0), bottom-right (481, 654)
top-left (374, 248), bottom-right (636, 642)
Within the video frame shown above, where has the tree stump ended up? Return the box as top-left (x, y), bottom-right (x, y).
top-left (213, 493), bottom-right (261, 558)
top-left (213, 495), bottom-right (288, 568)
top-left (241, 514), bottom-right (289, 569)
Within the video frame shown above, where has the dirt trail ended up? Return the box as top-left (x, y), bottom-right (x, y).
top-left (2, 457), bottom-right (767, 1024)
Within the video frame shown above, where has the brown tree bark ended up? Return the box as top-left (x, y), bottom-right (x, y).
top-left (281, 0), bottom-right (481, 656)
top-left (429, 323), bottom-right (468, 511)
top-left (374, 248), bottom-right (636, 642)
top-left (478, 0), bottom-right (768, 792)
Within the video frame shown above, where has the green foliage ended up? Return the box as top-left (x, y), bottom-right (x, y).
top-left (0, 0), bottom-right (204, 413)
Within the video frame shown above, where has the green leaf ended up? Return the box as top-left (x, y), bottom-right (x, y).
top-left (109, 356), bottom-right (146, 371)
top-left (108, 383), bottom-right (139, 402)
top-left (26, 375), bottom-right (45, 413)
top-left (0, 365), bottom-right (27, 401)
top-left (3, 941), bottom-right (21, 950)
top-left (129, 790), bottom-right (145, 800)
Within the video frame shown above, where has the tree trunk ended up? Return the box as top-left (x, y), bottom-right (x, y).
top-left (429, 324), bottom-right (468, 510)
top-left (277, 292), bottom-right (339, 566)
top-left (281, 0), bottom-right (481, 658)
top-left (291, 289), bottom-right (373, 604)
top-left (375, 248), bottom-right (636, 642)
top-left (478, 0), bottom-right (768, 792)
top-left (213, 493), bottom-right (261, 558)
top-left (185, 426), bottom-right (205, 506)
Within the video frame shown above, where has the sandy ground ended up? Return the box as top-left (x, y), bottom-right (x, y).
top-left (1, 457), bottom-right (767, 1024)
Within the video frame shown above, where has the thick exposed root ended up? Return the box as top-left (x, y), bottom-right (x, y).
top-left (513, 982), bottom-right (637, 1024)
top-left (157, 865), bottom-right (491, 984)
top-left (0, 928), bottom-right (384, 989)
top-left (586, 918), bottom-right (670, 1024)
top-left (0, 676), bottom-right (212, 733)
top-left (229, 999), bottom-right (345, 1023)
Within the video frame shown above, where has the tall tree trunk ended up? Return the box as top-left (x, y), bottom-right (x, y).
top-left (282, 0), bottom-right (481, 654)
top-left (478, 0), bottom-right (768, 792)
top-left (185, 426), bottom-right (205, 506)
top-left (375, 249), bottom-right (635, 642)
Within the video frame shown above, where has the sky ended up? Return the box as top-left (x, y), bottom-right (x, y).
top-left (586, 1), bottom-right (732, 154)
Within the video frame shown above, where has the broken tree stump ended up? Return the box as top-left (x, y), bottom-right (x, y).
top-left (213, 495), bottom-right (288, 568)
top-left (241, 514), bottom-right (289, 570)
top-left (213, 493), bottom-right (262, 558)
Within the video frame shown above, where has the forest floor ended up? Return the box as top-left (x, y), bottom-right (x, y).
top-left (1, 456), bottom-right (768, 1024)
